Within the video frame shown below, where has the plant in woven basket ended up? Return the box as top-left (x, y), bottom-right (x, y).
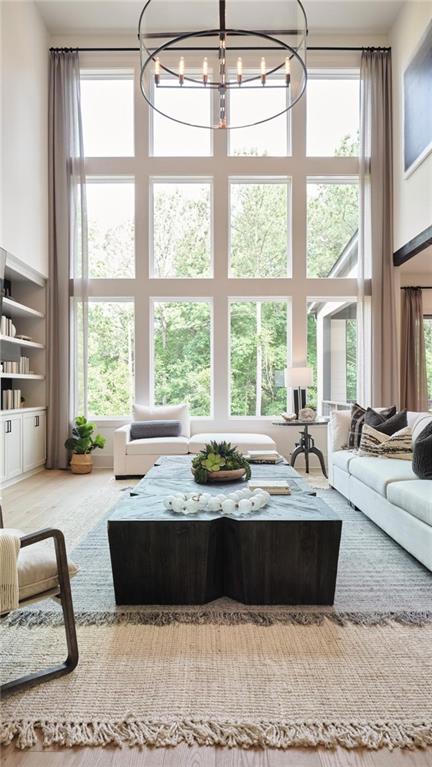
top-left (192, 440), bottom-right (251, 484)
top-left (65, 416), bottom-right (106, 475)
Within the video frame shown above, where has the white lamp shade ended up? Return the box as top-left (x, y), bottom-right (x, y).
top-left (284, 366), bottom-right (313, 388)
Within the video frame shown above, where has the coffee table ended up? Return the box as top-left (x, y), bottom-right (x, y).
top-left (108, 456), bottom-right (342, 606)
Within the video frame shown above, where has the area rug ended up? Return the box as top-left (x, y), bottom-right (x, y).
top-left (1, 620), bottom-right (432, 750)
top-left (7, 489), bottom-right (432, 628)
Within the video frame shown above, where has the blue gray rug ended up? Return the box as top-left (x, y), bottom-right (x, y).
top-left (8, 486), bottom-right (432, 627)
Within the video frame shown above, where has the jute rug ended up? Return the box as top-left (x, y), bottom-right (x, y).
top-left (1, 620), bottom-right (432, 750)
top-left (7, 489), bottom-right (432, 628)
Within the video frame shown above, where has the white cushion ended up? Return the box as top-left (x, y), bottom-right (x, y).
top-left (411, 413), bottom-right (432, 444)
top-left (329, 410), bottom-right (351, 452)
top-left (5, 529), bottom-right (79, 603)
top-left (133, 403), bottom-right (190, 438)
top-left (126, 436), bottom-right (189, 456)
top-left (188, 433), bottom-right (276, 454)
top-left (386, 481), bottom-right (432, 527)
top-left (332, 450), bottom-right (356, 473)
top-left (349, 457), bottom-right (416, 497)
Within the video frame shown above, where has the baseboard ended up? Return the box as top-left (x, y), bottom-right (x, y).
top-left (0, 465), bottom-right (45, 490)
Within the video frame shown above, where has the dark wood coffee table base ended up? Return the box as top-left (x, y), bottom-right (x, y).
top-left (108, 456), bottom-right (342, 606)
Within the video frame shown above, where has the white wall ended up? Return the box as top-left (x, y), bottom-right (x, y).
top-left (1, 1), bottom-right (49, 276)
top-left (391, 1), bottom-right (432, 252)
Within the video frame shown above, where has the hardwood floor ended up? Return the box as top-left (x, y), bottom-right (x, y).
top-left (1, 468), bottom-right (431, 767)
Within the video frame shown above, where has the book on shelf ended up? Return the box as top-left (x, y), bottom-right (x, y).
top-left (248, 479), bottom-right (292, 495)
top-left (1, 356), bottom-right (30, 375)
top-left (1, 388), bottom-right (21, 410)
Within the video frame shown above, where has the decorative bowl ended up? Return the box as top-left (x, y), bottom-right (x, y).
top-left (207, 468), bottom-right (246, 482)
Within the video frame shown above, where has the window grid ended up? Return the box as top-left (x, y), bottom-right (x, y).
top-left (78, 52), bottom-right (366, 420)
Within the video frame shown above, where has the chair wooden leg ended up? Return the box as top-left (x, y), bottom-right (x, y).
top-left (1, 530), bottom-right (79, 698)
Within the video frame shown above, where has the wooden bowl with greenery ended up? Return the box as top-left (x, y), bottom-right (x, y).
top-left (192, 441), bottom-right (251, 484)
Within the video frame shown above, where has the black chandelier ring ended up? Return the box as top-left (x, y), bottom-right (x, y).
top-left (139, 29), bottom-right (307, 130)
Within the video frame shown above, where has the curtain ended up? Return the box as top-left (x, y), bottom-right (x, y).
top-left (47, 50), bottom-right (88, 469)
top-left (400, 287), bottom-right (428, 411)
top-left (359, 50), bottom-right (399, 408)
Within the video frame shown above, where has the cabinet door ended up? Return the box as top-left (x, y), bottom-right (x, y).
top-left (4, 415), bottom-right (23, 480)
top-left (23, 412), bottom-right (46, 472)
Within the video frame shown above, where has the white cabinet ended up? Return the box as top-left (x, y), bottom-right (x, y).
top-left (0, 409), bottom-right (46, 486)
top-left (23, 411), bottom-right (46, 472)
top-left (2, 414), bottom-right (23, 481)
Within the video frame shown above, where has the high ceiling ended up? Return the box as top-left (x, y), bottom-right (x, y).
top-left (35, 0), bottom-right (404, 36)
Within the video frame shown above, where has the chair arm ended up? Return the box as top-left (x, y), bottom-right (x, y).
top-left (113, 424), bottom-right (131, 476)
top-left (0, 505), bottom-right (3, 529)
top-left (19, 528), bottom-right (75, 601)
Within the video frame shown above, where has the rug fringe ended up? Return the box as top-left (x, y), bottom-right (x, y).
top-left (1, 718), bottom-right (432, 751)
top-left (6, 608), bottom-right (432, 629)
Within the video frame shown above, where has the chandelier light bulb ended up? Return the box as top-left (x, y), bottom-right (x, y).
top-left (260, 57), bottom-right (266, 85)
top-left (237, 57), bottom-right (243, 85)
top-left (203, 57), bottom-right (208, 85)
top-left (154, 56), bottom-right (160, 85)
top-left (285, 56), bottom-right (291, 85)
top-left (179, 56), bottom-right (185, 85)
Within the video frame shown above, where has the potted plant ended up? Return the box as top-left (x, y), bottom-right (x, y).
top-left (65, 416), bottom-right (106, 474)
top-left (192, 441), bottom-right (251, 484)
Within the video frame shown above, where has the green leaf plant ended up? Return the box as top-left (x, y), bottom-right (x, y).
top-left (192, 440), bottom-right (251, 485)
top-left (64, 416), bottom-right (106, 455)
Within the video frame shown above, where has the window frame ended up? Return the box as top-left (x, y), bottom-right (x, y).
top-left (75, 51), bottom-right (369, 422)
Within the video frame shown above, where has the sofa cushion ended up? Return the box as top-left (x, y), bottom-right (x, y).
top-left (329, 409), bottom-right (352, 451)
top-left (130, 420), bottom-right (181, 440)
top-left (133, 403), bottom-right (190, 438)
top-left (412, 413), bottom-right (432, 444)
top-left (349, 456), bottom-right (416, 497)
top-left (188, 433), bottom-right (276, 455)
top-left (387, 481), bottom-right (432, 527)
top-left (4, 529), bottom-right (79, 603)
top-left (126, 436), bottom-right (189, 456)
top-left (332, 450), bottom-right (356, 473)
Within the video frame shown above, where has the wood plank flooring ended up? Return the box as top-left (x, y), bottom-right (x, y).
top-left (1, 468), bottom-right (431, 767)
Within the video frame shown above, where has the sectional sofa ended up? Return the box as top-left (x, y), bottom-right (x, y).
top-left (114, 403), bottom-right (276, 478)
top-left (328, 409), bottom-right (432, 571)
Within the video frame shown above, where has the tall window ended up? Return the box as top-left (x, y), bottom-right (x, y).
top-left (424, 317), bottom-right (432, 408)
top-left (77, 56), bottom-right (364, 418)
top-left (152, 301), bottom-right (212, 416)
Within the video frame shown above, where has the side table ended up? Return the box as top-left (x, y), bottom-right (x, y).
top-left (272, 419), bottom-right (329, 478)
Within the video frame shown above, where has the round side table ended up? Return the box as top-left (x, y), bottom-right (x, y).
top-left (272, 418), bottom-right (329, 478)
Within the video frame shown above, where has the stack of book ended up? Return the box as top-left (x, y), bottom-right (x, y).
top-left (1, 356), bottom-right (30, 374)
top-left (248, 479), bottom-right (291, 495)
top-left (244, 450), bottom-right (283, 464)
top-left (2, 389), bottom-right (21, 410)
top-left (0, 316), bottom-right (16, 336)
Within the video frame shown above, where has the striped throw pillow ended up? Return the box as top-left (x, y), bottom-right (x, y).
top-left (358, 425), bottom-right (413, 460)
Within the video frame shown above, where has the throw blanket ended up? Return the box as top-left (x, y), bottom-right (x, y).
top-left (0, 530), bottom-right (21, 614)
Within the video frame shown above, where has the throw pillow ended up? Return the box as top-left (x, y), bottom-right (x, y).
top-left (358, 424), bottom-right (413, 460)
top-left (412, 414), bottom-right (432, 444)
top-left (357, 424), bottom-right (388, 457)
top-left (370, 409), bottom-right (407, 436)
top-left (380, 427), bottom-right (413, 461)
top-left (133, 403), bottom-right (190, 438)
top-left (329, 409), bottom-right (352, 452)
top-left (413, 421), bottom-right (432, 479)
top-left (348, 404), bottom-right (396, 449)
top-left (130, 420), bottom-right (181, 441)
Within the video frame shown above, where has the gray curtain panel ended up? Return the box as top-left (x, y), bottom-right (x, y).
top-left (400, 287), bottom-right (428, 411)
top-left (47, 50), bottom-right (88, 469)
top-left (359, 50), bottom-right (399, 408)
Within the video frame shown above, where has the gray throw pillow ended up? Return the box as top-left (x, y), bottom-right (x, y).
top-left (130, 420), bottom-right (181, 440)
top-left (348, 404), bottom-right (396, 449)
top-left (412, 421), bottom-right (432, 479)
top-left (365, 408), bottom-right (407, 436)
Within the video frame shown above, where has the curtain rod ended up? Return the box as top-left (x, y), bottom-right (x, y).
top-left (49, 45), bottom-right (391, 53)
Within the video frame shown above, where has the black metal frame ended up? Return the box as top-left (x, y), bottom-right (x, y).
top-left (0, 506), bottom-right (79, 697)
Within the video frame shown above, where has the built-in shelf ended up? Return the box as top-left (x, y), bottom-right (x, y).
top-left (0, 373), bottom-right (45, 380)
top-left (0, 405), bottom-right (46, 416)
top-left (2, 297), bottom-right (44, 320)
top-left (0, 335), bottom-right (44, 350)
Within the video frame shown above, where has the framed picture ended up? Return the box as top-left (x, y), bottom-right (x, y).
top-left (404, 20), bottom-right (432, 177)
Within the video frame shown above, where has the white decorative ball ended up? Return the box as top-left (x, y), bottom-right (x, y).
top-left (238, 499), bottom-right (252, 513)
top-left (221, 499), bottom-right (236, 514)
top-left (185, 499), bottom-right (199, 514)
top-left (207, 498), bottom-right (220, 512)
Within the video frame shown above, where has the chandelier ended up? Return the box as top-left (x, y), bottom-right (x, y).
top-left (138, 0), bottom-right (308, 130)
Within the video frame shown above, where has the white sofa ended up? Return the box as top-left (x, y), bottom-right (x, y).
top-left (328, 409), bottom-right (432, 571)
top-left (114, 403), bottom-right (277, 478)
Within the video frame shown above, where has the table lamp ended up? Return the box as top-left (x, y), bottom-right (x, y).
top-left (284, 366), bottom-right (313, 419)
